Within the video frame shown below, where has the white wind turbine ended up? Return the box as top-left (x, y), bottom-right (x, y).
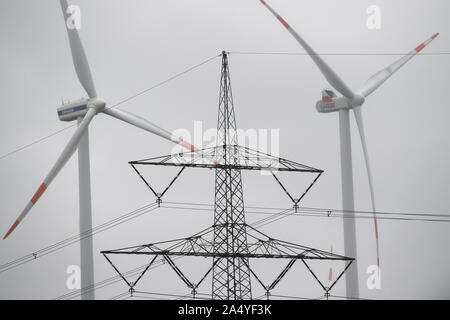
top-left (259, 0), bottom-right (438, 297)
top-left (3, 0), bottom-right (198, 299)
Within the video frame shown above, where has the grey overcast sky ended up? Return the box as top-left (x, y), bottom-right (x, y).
top-left (0, 0), bottom-right (449, 299)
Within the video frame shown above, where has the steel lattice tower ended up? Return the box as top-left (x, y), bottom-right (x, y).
top-left (212, 51), bottom-right (252, 300)
top-left (102, 51), bottom-right (354, 301)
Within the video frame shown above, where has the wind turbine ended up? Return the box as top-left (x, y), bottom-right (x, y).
top-left (259, 0), bottom-right (438, 297)
top-left (3, 0), bottom-right (198, 300)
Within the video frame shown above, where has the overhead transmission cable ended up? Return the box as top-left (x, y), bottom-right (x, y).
top-left (162, 201), bottom-right (450, 224)
top-left (4, 199), bottom-right (449, 275)
top-left (0, 54), bottom-right (220, 162)
top-left (56, 200), bottom-right (379, 300)
top-left (228, 51), bottom-right (450, 56)
top-left (4, 201), bottom-right (446, 297)
top-left (0, 203), bottom-right (159, 274)
top-left (54, 204), bottom-right (300, 300)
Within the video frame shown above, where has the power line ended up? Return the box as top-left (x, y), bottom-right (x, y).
top-left (6, 195), bottom-right (437, 299)
top-left (269, 293), bottom-right (319, 300)
top-left (56, 260), bottom-right (159, 300)
top-left (0, 125), bottom-right (77, 161)
top-left (166, 200), bottom-right (450, 218)
top-left (55, 256), bottom-right (185, 300)
top-left (106, 54), bottom-right (220, 110)
top-left (159, 204), bottom-right (296, 228)
top-left (328, 294), bottom-right (370, 300)
top-left (55, 205), bottom-right (297, 300)
top-left (4, 50), bottom-right (445, 162)
top-left (133, 290), bottom-right (209, 300)
top-left (17, 198), bottom-right (438, 279)
top-left (115, 290), bottom-right (362, 301)
top-left (108, 291), bottom-right (129, 300)
top-left (160, 204), bottom-right (450, 224)
top-left (162, 201), bottom-right (450, 223)
top-left (229, 51), bottom-right (450, 56)
top-left (1, 199), bottom-right (293, 298)
top-left (0, 54), bottom-right (220, 162)
top-left (0, 203), bottom-right (159, 274)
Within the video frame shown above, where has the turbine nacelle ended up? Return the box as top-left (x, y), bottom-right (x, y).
top-left (57, 98), bottom-right (106, 122)
top-left (316, 90), bottom-right (365, 113)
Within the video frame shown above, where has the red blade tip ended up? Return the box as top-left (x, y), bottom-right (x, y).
top-left (432, 33), bottom-right (439, 39)
top-left (181, 140), bottom-right (199, 153)
top-left (3, 220), bottom-right (20, 240)
top-left (31, 183), bottom-right (47, 205)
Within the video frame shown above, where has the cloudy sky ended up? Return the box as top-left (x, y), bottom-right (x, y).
top-left (0, 0), bottom-right (449, 300)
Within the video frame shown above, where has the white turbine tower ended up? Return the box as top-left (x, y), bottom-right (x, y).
top-left (259, 0), bottom-right (438, 297)
top-left (3, 0), bottom-right (198, 300)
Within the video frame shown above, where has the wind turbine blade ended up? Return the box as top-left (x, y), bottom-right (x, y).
top-left (60, 0), bottom-right (97, 99)
top-left (359, 33), bottom-right (439, 98)
top-left (103, 108), bottom-right (198, 152)
top-left (3, 108), bottom-right (97, 239)
top-left (259, 0), bottom-right (355, 99)
top-left (352, 107), bottom-right (380, 267)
